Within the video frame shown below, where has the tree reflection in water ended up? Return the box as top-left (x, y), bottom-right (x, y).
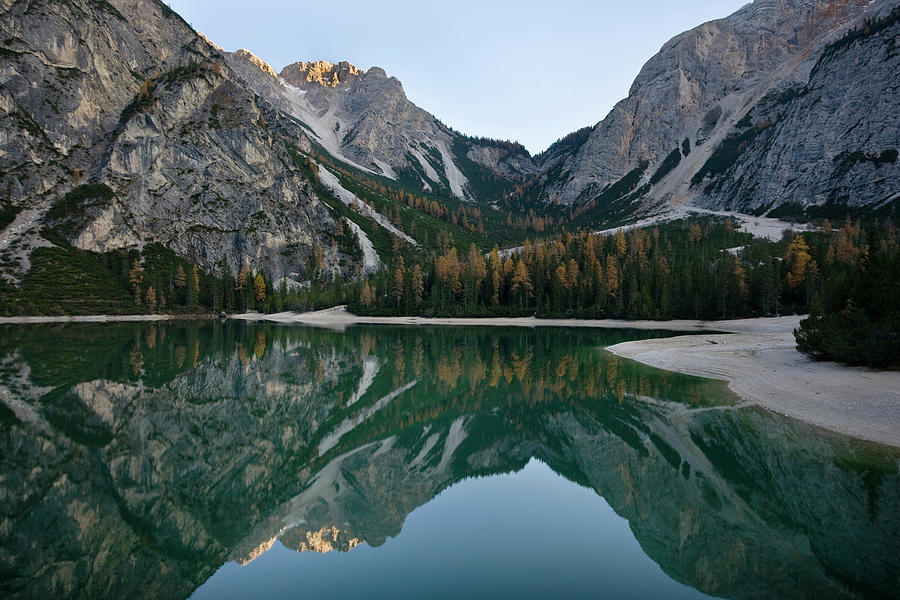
top-left (0, 322), bottom-right (897, 599)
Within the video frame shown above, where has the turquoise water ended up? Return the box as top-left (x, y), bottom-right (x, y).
top-left (194, 459), bottom-right (708, 600)
top-left (0, 322), bottom-right (897, 599)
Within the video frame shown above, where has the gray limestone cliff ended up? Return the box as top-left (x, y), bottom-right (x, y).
top-left (2, 0), bottom-right (898, 293)
top-left (0, 0), bottom-right (351, 283)
top-left (692, 9), bottom-right (900, 213)
top-left (542, 0), bottom-right (899, 215)
top-left (227, 50), bottom-right (540, 201)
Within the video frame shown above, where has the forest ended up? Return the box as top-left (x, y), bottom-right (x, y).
top-left (3, 213), bottom-right (893, 320)
top-left (2, 170), bottom-right (896, 369)
top-left (345, 217), bottom-right (896, 324)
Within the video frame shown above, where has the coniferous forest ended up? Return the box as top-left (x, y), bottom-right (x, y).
top-left (3, 215), bottom-right (895, 322)
top-left (2, 187), bottom-right (897, 368)
top-left (349, 217), bottom-right (898, 326)
top-left (795, 224), bottom-right (900, 369)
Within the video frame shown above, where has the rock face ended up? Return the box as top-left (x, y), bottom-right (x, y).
top-left (0, 0), bottom-right (350, 281)
top-left (233, 48), bottom-right (277, 78)
top-left (692, 10), bottom-right (900, 212)
top-left (228, 50), bottom-right (541, 201)
top-left (280, 59), bottom-right (361, 88)
top-left (542, 0), bottom-right (900, 214)
top-left (1, 0), bottom-right (897, 290)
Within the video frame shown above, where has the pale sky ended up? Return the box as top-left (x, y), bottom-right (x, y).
top-left (167, 0), bottom-right (749, 154)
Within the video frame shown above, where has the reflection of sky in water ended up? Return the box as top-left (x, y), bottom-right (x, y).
top-left (192, 459), bottom-right (710, 600)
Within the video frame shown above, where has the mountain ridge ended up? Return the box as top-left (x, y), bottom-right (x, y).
top-left (220, 0), bottom-right (899, 217)
top-left (1, 0), bottom-right (897, 299)
top-left (542, 0), bottom-right (899, 214)
top-left (0, 0), bottom-right (356, 285)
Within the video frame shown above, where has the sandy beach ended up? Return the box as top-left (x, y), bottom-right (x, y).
top-left (607, 318), bottom-right (900, 449)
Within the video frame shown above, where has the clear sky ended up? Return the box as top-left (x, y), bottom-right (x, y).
top-left (167, 0), bottom-right (749, 154)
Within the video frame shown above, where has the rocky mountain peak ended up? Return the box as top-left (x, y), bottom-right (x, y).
top-left (364, 66), bottom-right (388, 79)
top-left (280, 59), bottom-right (362, 88)
top-left (543, 0), bottom-right (894, 210)
top-left (234, 48), bottom-right (277, 78)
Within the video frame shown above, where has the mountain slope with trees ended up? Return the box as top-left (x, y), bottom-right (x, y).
top-left (0, 0), bottom-right (898, 333)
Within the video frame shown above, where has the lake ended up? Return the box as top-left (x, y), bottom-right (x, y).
top-left (0, 322), bottom-right (897, 599)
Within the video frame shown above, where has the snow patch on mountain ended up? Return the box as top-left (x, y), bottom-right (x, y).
top-left (315, 162), bottom-right (419, 246)
top-left (344, 218), bottom-right (380, 274)
top-left (435, 140), bottom-right (470, 200)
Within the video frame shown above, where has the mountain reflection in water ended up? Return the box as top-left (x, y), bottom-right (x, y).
top-left (0, 322), bottom-right (897, 599)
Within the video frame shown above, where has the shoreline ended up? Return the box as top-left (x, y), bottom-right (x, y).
top-left (228, 306), bottom-right (792, 333)
top-left (606, 320), bottom-right (900, 449)
top-left (2, 307), bottom-right (896, 448)
top-left (0, 306), bottom-right (797, 332)
top-left (0, 314), bottom-right (212, 324)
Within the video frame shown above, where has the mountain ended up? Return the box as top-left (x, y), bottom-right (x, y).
top-left (222, 0), bottom-right (900, 219)
top-left (0, 0), bottom-right (350, 283)
top-left (541, 0), bottom-right (900, 216)
top-left (1, 0), bottom-right (898, 306)
top-left (0, 0), bottom-right (537, 294)
top-left (224, 49), bottom-right (542, 201)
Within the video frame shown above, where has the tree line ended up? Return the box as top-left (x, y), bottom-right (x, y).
top-left (347, 217), bottom-right (896, 325)
top-left (795, 219), bottom-right (899, 368)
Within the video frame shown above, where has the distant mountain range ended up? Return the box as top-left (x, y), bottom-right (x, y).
top-left (1, 0), bottom-right (897, 285)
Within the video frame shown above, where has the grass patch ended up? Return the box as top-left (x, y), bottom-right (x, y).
top-left (0, 244), bottom-right (137, 316)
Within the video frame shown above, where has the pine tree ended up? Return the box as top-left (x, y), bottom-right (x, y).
top-left (786, 235), bottom-right (812, 290)
top-left (462, 243), bottom-right (486, 310)
top-left (237, 262), bottom-right (250, 290)
top-left (411, 264), bottom-right (424, 307)
top-left (129, 259), bottom-right (144, 306)
top-left (511, 261), bottom-right (533, 309)
top-left (253, 273), bottom-right (266, 304)
top-left (615, 230), bottom-right (627, 257)
top-left (360, 280), bottom-right (375, 307)
top-left (436, 248), bottom-right (462, 304)
top-left (188, 265), bottom-right (200, 311)
top-left (489, 247), bottom-right (501, 305)
top-left (146, 286), bottom-right (157, 313)
top-left (393, 257), bottom-right (405, 308)
top-left (236, 262), bottom-right (251, 312)
top-left (605, 255), bottom-right (619, 299)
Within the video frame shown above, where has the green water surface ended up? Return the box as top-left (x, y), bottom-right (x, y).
top-left (0, 322), bottom-right (897, 599)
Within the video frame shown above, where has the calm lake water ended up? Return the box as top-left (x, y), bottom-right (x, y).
top-left (0, 322), bottom-right (897, 599)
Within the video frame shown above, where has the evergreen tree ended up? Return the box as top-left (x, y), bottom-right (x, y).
top-left (253, 273), bottom-right (267, 305)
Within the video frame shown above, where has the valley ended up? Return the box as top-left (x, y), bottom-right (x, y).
top-left (0, 0), bottom-right (897, 310)
top-left (1, 2), bottom-right (899, 596)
